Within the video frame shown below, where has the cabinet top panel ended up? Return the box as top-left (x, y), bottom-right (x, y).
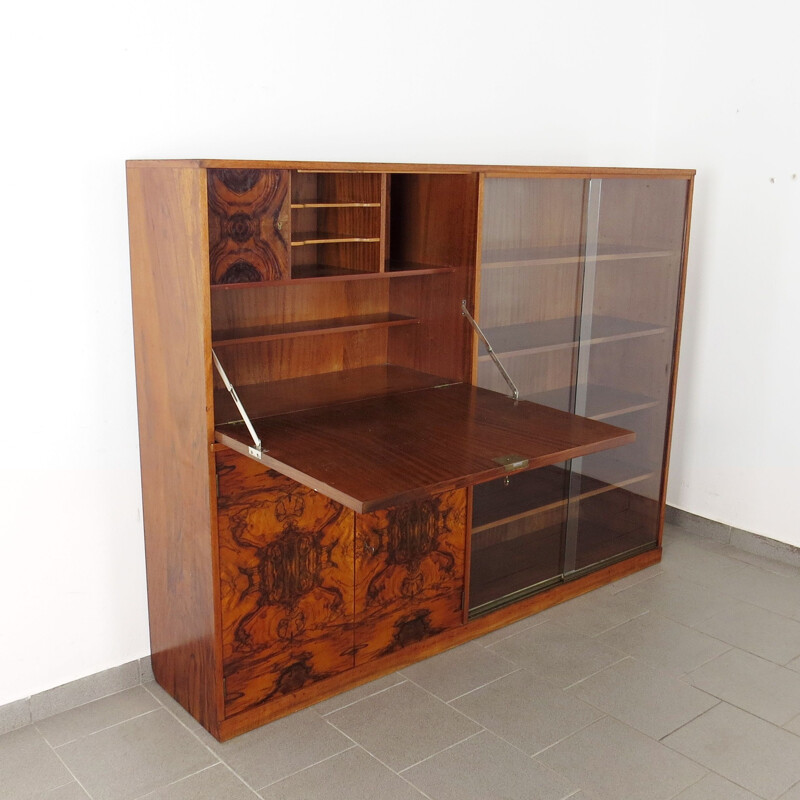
top-left (215, 383), bottom-right (635, 513)
top-left (126, 160), bottom-right (695, 179)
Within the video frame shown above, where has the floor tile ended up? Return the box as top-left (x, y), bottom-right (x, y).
top-left (671, 773), bottom-right (761, 799)
top-left (779, 780), bottom-right (800, 799)
top-left (663, 702), bottom-right (800, 799)
top-left (566, 657), bottom-right (717, 739)
top-left (614, 573), bottom-right (733, 627)
top-left (55, 708), bottom-right (217, 800)
top-left (0, 697), bottom-right (31, 736)
top-left (400, 641), bottom-right (517, 701)
top-left (45, 784), bottom-right (91, 799)
top-left (537, 716), bottom-right (705, 800)
top-left (138, 763), bottom-right (260, 799)
top-left (598, 564), bottom-right (664, 594)
top-left (402, 730), bottom-right (577, 800)
top-left (325, 682), bottom-right (480, 771)
top-left (312, 673), bottom-right (406, 715)
top-left (259, 746), bottom-right (427, 800)
top-left (693, 601), bottom-right (800, 665)
top-left (785, 714), bottom-right (800, 736)
top-left (451, 668), bottom-right (603, 755)
top-left (659, 538), bottom-right (747, 588)
top-left (686, 648), bottom-right (800, 726)
top-left (37, 686), bottom-right (161, 747)
top-left (488, 620), bottom-right (625, 688)
top-left (475, 613), bottom-right (547, 646)
top-left (788, 656), bottom-right (800, 674)
top-left (205, 708), bottom-right (352, 789)
top-left (142, 681), bottom-right (206, 734)
top-left (716, 563), bottom-right (800, 618)
top-left (0, 725), bottom-right (72, 799)
top-left (536, 592), bottom-right (649, 636)
top-left (597, 612), bottom-right (730, 675)
top-left (31, 661), bottom-right (140, 721)
top-left (727, 547), bottom-right (800, 577)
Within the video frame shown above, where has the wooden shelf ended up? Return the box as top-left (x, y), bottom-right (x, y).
top-left (524, 384), bottom-right (660, 420)
top-left (291, 232), bottom-right (381, 246)
top-left (212, 313), bottom-right (419, 347)
top-left (478, 316), bottom-right (667, 360)
top-left (291, 202), bottom-right (381, 208)
top-left (471, 457), bottom-right (654, 534)
top-left (214, 365), bottom-right (455, 423)
top-left (210, 265), bottom-right (454, 287)
top-left (214, 383), bottom-right (635, 513)
top-left (469, 523), bottom-right (563, 610)
top-left (481, 243), bottom-right (676, 269)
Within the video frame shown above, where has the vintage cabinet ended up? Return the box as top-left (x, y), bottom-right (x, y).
top-left (127, 161), bottom-right (692, 740)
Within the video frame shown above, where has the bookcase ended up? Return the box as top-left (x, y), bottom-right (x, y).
top-left (127, 160), bottom-right (693, 740)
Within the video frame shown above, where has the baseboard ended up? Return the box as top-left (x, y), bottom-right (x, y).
top-left (665, 505), bottom-right (800, 568)
top-left (3, 510), bottom-right (797, 738)
top-left (0, 655), bottom-right (153, 737)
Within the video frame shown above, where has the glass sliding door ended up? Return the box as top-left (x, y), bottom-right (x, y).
top-left (469, 174), bottom-right (690, 615)
top-left (470, 177), bottom-right (587, 614)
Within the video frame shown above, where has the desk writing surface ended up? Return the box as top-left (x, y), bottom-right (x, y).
top-left (214, 383), bottom-right (635, 513)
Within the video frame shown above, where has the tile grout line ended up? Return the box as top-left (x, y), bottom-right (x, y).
top-left (309, 723), bottom-right (437, 800)
top-left (43, 733), bottom-right (99, 800)
top-left (561, 654), bottom-right (631, 691)
top-left (41, 707), bottom-right (163, 749)
top-left (255, 742), bottom-right (358, 791)
top-left (317, 677), bottom-right (408, 716)
top-left (138, 684), bottom-right (263, 796)
top-left (397, 730), bottom-right (486, 773)
top-left (131, 763), bottom-right (223, 800)
top-left (403, 666), bottom-right (523, 704)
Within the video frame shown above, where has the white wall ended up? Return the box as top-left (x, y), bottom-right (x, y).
top-left (0, 0), bottom-right (795, 705)
top-left (653, 2), bottom-right (800, 543)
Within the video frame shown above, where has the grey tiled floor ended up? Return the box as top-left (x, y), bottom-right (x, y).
top-left (5, 522), bottom-right (800, 800)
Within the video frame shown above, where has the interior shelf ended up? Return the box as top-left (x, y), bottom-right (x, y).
top-left (477, 315), bottom-right (667, 360)
top-left (291, 202), bottom-right (381, 209)
top-left (291, 232), bottom-right (381, 246)
top-left (212, 313), bottom-right (418, 347)
top-left (471, 457), bottom-right (654, 534)
top-left (481, 243), bottom-right (676, 269)
top-left (469, 522), bottom-right (564, 610)
top-left (213, 364), bottom-right (455, 423)
top-left (210, 265), bottom-right (455, 287)
top-left (524, 384), bottom-right (660, 420)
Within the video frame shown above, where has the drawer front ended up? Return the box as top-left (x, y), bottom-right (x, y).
top-left (353, 488), bottom-right (466, 665)
top-left (216, 450), bottom-right (354, 717)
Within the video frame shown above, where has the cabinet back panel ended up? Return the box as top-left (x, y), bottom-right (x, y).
top-left (597, 178), bottom-right (690, 250)
top-left (212, 329), bottom-right (389, 388)
top-left (479, 263), bottom-right (582, 328)
top-left (211, 281), bottom-right (390, 331)
top-left (481, 178), bottom-right (587, 253)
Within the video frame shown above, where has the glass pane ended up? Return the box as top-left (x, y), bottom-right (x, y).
top-left (470, 178), bottom-right (587, 612)
top-left (566, 177), bottom-right (690, 573)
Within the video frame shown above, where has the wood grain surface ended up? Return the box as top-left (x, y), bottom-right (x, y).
top-left (216, 450), bottom-right (355, 717)
top-left (354, 489), bottom-right (466, 664)
top-left (126, 164), bottom-right (221, 735)
top-left (208, 169), bottom-right (290, 283)
top-left (215, 383), bottom-right (635, 513)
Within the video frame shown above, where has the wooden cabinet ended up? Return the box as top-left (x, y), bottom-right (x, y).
top-left (127, 160), bottom-right (693, 740)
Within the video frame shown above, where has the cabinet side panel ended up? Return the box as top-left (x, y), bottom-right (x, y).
top-left (126, 165), bottom-right (220, 732)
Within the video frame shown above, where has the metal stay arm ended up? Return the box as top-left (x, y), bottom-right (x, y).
top-left (461, 300), bottom-right (520, 401)
top-left (211, 349), bottom-right (264, 456)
